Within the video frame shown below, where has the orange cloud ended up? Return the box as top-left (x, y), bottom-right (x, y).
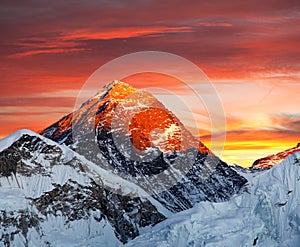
top-left (9, 48), bottom-right (89, 58)
top-left (0, 106), bottom-right (73, 138)
top-left (61, 26), bottom-right (193, 41)
top-left (201, 128), bottom-right (300, 167)
top-left (196, 22), bottom-right (233, 27)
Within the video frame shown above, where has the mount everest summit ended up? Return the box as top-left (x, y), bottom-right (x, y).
top-left (0, 81), bottom-right (299, 247)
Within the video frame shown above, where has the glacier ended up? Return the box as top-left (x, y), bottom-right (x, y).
top-left (125, 153), bottom-right (300, 247)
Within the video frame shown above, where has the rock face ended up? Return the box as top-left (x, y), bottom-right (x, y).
top-left (252, 143), bottom-right (300, 169)
top-left (41, 81), bottom-right (247, 213)
top-left (0, 130), bottom-right (166, 246)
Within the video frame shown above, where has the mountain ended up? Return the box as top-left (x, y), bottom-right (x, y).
top-left (1, 80), bottom-right (299, 246)
top-left (252, 143), bottom-right (300, 169)
top-left (0, 81), bottom-right (247, 246)
top-left (0, 130), bottom-right (168, 246)
top-left (41, 81), bottom-right (247, 212)
top-left (1, 129), bottom-right (299, 246)
top-left (125, 152), bottom-right (300, 247)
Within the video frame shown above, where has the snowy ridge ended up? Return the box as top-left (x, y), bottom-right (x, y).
top-left (0, 129), bottom-right (171, 214)
top-left (0, 129), bottom-right (38, 152)
top-left (252, 143), bottom-right (300, 169)
top-left (125, 152), bottom-right (300, 247)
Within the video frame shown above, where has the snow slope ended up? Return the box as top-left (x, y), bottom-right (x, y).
top-left (0, 130), bottom-right (121, 246)
top-left (0, 129), bottom-right (171, 204)
top-left (126, 152), bottom-right (300, 247)
top-left (0, 129), bottom-right (168, 246)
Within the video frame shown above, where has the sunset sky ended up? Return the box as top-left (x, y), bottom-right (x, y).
top-left (1, 0), bottom-right (300, 166)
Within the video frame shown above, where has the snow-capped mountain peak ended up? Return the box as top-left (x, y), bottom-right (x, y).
top-left (0, 129), bottom-right (39, 152)
top-left (41, 80), bottom-right (211, 154)
top-left (1, 78), bottom-right (299, 245)
top-left (40, 81), bottom-right (247, 213)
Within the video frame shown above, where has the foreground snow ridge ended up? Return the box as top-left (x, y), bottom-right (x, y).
top-left (0, 130), bottom-right (167, 246)
top-left (126, 152), bottom-right (300, 247)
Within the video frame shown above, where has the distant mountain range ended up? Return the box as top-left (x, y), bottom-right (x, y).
top-left (252, 143), bottom-right (300, 169)
top-left (0, 81), bottom-right (299, 246)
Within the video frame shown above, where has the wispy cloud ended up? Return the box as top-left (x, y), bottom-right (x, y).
top-left (9, 48), bottom-right (89, 58)
top-left (196, 22), bottom-right (233, 27)
top-left (270, 113), bottom-right (300, 133)
top-left (0, 96), bottom-right (76, 107)
top-left (60, 26), bottom-right (194, 41)
top-left (8, 26), bottom-right (194, 58)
